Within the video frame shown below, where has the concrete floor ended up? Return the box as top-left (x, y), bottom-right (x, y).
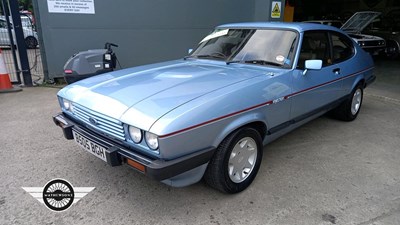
top-left (0, 58), bottom-right (399, 225)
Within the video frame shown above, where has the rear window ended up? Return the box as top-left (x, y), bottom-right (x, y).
top-left (331, 32), bottom-right (354, 63)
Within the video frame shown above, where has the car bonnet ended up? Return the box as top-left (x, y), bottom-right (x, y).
top-left (341, 11), bottom-right (381, 33)
top-left (59, 60), bottom-right (266, 131)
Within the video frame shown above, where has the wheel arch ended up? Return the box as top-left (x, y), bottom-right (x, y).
top-left (25, 35), bottom-right (38, 49)
top-left (205, 117), bottom-right (266, 193)
top-left (212, 112), bottom-right (268, 149)
top-left (351, 76), bottom-right (365, 90)
top-left (25, 35), bottom-right (37, 40)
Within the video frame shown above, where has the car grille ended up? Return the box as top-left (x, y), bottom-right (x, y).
top-left (363, 40), bottom-right (384, 47)
top-left (72, 104), bottom-right (125, 141)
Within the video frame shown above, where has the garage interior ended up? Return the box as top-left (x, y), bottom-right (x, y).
top-left (0, 0), bottom-right (399, 224)
top-left (30, 0), bottom-right (400, 82)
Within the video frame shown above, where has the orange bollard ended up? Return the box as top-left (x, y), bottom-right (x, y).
top-left (0, 48), bottom-right (21, 93)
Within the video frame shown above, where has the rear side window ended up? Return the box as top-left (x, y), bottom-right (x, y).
top-left (330, 32), bottom-right (354, 63)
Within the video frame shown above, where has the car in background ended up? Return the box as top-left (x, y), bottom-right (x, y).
top-left (53, 22), bottom-right (375, 193)
top-left (303, 12), bottom-right (386, 55)
top-left (0, 14), bottom-right (35, 30)
top-left (0, 17), bottom-right (38, 49)
top-left (341, 11), bottom-right (386, 55)
top-left (20, 15), bottom-right (35, 30)
top-left (364, 9), bottom-right (400, 58)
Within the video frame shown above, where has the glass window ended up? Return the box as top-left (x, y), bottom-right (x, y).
top-left (190, 28), bottom-right (298, 68)
top-left (330, 32), bottom-right (354, 63)
top-left (191, 29), bottom-right (253, 60)
top-left (230, 30), bottom-right (297, 68)
top-left (297, 31), bottom-right (330, 69)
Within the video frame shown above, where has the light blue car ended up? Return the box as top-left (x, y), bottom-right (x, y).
top-left (53, 22), bottom-right (375, 193)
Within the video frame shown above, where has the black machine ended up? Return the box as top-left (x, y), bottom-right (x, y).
top-left (63, 42), bottom-right (119, 84)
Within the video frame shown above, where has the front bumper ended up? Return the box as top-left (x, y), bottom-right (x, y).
top-left (53, 113), bottom-right (215, 181)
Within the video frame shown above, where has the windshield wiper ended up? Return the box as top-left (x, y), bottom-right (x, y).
top-left (226, 60), bottom-right (242, 65)
top-left (244, 60), bottom-right (283, 67)
top-left (185, 53), bottom-right (226, 60)
top-left (227, 59), bottom-right (284, 67)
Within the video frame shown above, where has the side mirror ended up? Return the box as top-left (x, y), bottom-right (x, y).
top-left (188, 48), bottom-right (193, 54)
top-left (303, 59), bottom-right (322, 75)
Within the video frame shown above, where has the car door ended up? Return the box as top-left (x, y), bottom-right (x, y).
top-left (290, 30), bottom-right (343, 120)
top-left (329, 31), bottom-right (357, 97)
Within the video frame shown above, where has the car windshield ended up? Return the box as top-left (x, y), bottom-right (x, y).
top-left (189, 28), bottom-right (298, 68)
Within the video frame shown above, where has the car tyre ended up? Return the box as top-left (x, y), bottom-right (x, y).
top-left (331, 84), bottom-right (363, 121)
top-left (204, 127), bottom-right (263, 193)
top-left (25, 36), bottom-right (38, 49)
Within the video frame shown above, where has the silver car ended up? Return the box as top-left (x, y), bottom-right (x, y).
top-left (0, 17), bottom-right (38, 49)
top-left (54, 22), bottom-right (375, 193)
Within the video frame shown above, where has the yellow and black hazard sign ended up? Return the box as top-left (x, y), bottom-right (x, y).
top-left (271, 1), bottom-right (281, 18)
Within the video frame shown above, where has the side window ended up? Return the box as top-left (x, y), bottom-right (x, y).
top-left (330, 32), bottom-right (354, 63)
top-left (297, 31), bottom-right (330, 69)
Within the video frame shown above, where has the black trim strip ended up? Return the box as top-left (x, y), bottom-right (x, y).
top-left (267, 95), bottom-right (349, 135)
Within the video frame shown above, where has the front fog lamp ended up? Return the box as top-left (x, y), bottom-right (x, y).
top-left (145, 132), bottom-right (159, 150)
top-left (128, 126), bottom-right (142, 143)
top-left (63, 99), bottom-right (71, 110)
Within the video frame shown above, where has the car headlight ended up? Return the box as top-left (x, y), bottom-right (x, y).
top-left (128, 126), bottom-right (142, 143)
top-left (61, 98), bottom-right (74, 113)
top-left (145, 132), bottom-right (159, 150)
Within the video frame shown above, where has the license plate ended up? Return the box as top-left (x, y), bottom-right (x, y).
top-left (72, 130), bottom-right (107, 162)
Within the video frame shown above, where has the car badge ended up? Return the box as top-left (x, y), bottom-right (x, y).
top-left (88, 117), bottom-right (98, 126)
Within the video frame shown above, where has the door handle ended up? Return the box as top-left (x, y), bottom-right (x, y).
top-left (332, 68), bottom-right (341, 75)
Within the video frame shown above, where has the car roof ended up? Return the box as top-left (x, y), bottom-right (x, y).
top-left (217, 22), bottom-right (342, 33)
top-left (303, 20), bottom-right (343, 24)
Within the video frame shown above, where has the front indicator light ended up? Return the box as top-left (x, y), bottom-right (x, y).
top-left (145, 132), bottom-right (159, 150)
top-left (126, 158), bottom-right (145, 172)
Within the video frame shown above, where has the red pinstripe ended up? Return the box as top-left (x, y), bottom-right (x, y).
top-left (159, 66), bottom-right (374, 138)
